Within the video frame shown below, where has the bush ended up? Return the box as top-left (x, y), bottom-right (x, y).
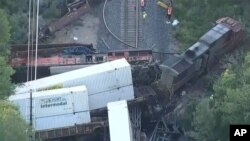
top-left (173, 0), bottom-right (247, 51)
top-left (0, 100), bottom-right (28, 141)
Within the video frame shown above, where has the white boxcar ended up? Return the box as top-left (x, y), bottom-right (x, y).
top-left (108, 100), bottom-right (133, 141)
top-left (15, 59), bottom-right (133, 95)
top-left (34, 112), bottom-right (90, 131)
top-left (89, 85), bottom-right (134, 110)
top-left (50, 64), bottom-right (93, 75)
top-left (9, 85), bottom-right (91, 130)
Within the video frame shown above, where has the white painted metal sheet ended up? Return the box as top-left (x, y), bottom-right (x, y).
top-left (108, 100), bottom-right (133, 141)
top-left (15, 59), bottom-right (132, 96)
top-left (50, 64), bottom-right (94, 75)
top-left (9, 98), bottom-right (30, 123)
top-left (34, 111), bottom-right (91, 131)
top-left (89, 85), bottom-right (134, 110)
top-left (9, 86), bottom-right (89, 118)
top-left (72, 89), bottom-right (89, 112)
top-left (36, 94), bottom-right (74, 118)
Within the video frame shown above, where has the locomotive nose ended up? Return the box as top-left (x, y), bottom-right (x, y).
top-left (158, 64), bottom-right (174, 91)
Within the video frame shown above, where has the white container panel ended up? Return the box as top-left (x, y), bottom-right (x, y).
top-left (89, 85), bottom-right (134, 110)
top-left (50, 64), bottom-right (93, 75)
top-left (112, 61), bottom-right (133, 87)
top-left (46, 64), bottom-right (132, 95)
top-left (35, 94), bottom-right (74, 118)
top-left (34, 111), bottom-right (91, 131)
top-left (16, 62), bottom-right (113, 94)
top-left (9, 86), bottom-right (89, 118)
top-left (12, 99), bottom-right (30, 122)
top-left (73, 90), bottom-right (89, 112)
top-left (62, 69), bottom-right (122, 94)
top-left (15, 59), bottom-right (132, 95)
top-left (108, 100), bottom-right (133, 141)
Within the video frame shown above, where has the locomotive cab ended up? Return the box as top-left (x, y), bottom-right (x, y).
top-left (159, 55), bottom-right (193, 92)
top-left (159, 42), bottom-right (210, 92)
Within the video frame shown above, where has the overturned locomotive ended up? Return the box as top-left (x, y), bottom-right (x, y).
top-left (158, 17), bottom-right (245, 92)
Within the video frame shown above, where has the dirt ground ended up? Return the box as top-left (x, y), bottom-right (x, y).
top-left (45, 0), bottom-right (181, 58)
top-left (47, 13), bottom-right (100, 48)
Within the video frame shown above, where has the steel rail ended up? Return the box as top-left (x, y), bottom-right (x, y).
top-left (103, 0), bottom-right (137, 48)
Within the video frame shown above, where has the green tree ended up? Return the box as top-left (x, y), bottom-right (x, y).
top-left (0, 100), bottom-right (28, 141)
top-left (9, 13), bottom-right (29, 44)
top-left (42, 0), bottom-right (63, 19)
top-left (190, 53), bottom-right (250, 141)
top-left (0, 57), bottom-right (15, 99)
top-left (174, 0), bottom-right (250, 50)
top-left (0, 0), bottom-right (28, 14)
top-left (0, 9), bottom-right (11, 45)
top-left (191, 99), bottom-right (218, 141)
top-left (0, 9), bottom-right (14, 99)
top-left (0, 0), bottom-right (29, 44)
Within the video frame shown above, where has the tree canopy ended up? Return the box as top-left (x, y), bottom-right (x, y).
top-left (0, 7), bottom-right (27, 141)
top-left (189, 53), bottom-right (250, 141)
top-left (174, 0), bottom-right (250, 51)
top-left (0, 100), bottom-right (28, 141)
top-left (0, 0), bottom-right (29, 44)
top-left (0, 9), bottom-right (11, 45)
top-left (0, 9), bottom-right (14, 99)
top-left (0, 57), bottom-right (14, 99)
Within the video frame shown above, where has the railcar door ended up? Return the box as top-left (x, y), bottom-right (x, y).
top-left (194, 53), bottom-right (209, 74)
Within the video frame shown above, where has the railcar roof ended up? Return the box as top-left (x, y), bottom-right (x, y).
top-left (162, 55), bottom-right (182, 68)
top-left (10, 85), bottom-right (87, 100)
top-left (184, 42), bottom-right (209, 60)
top-left (199, 25), bottom-right (225, 45)
top-left (162, 55), bottom-right (192, 74)
top-left (15, 58), bottom-right (130, 94)
top-left (213, 24), bottom-right (230, 35)
top-left (172, 59), bottom-right (192, 74)
top-left (216, 17), bottom-right (243, 32)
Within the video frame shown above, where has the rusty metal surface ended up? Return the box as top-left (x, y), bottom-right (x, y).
top-left (10, 45), bottom-right (152, 67)
top-left (216, 17), bottom-right (243, 32)
top-left (36, 122), bottom-right (105, 140)
top-left (10, 43), bottom-right (94, 52)
top-left (46, 2), bottom-right (90, 34)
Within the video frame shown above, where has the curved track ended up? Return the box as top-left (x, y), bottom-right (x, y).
top-left (121, 0), bottom-right (142, 48)
top-left (103, 0), bottom-right (142, 48)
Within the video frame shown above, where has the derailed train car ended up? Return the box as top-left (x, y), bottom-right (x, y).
top-left (9, 86), bottom-right (91, 131)
top-left (10, 47), bottom-right (152, 67)
top-left (107, 49), bottom-right (153, 64)
top-left (10, 85), bottom-right (105, 140)
top-left (159, 17), bottom-right (245, 91)
top-left (15, 59), bottom-right (135, 110)
top-left (11, 59), bottom-right (135, 139)
top-left (49, 49), bottom-right (153, 74)
top-left (39, 1), bottom-right (90, 39)
top-left (10, 17), bottom-right (245, 140)
top-left (10, 43), bottom-right (97, 67)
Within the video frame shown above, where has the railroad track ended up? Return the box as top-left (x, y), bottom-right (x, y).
top-left (121, 0), bottom-right (143, 48)
top-left (130, 106), bottom-right (142, 141)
